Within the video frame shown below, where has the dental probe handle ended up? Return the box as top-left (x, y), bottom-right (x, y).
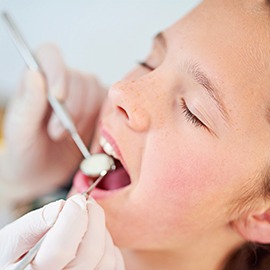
top-left (1, 12), bottom-right (91, 159)
top-left (13, 235), bottom-right (45, 270)
top-left (1, 12), bottom-right (39, 71)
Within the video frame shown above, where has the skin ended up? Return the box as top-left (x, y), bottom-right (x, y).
top-left (72, 0), bottom-right (270, 269)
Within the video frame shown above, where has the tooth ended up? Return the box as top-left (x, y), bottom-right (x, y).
top-left (103, 142), bottom-right (117, 158)
top-left (99, 136), bottom-right (107, 147)
top-left (99, 136), bottom-right (118, 159)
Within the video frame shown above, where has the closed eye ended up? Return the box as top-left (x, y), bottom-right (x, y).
top-left (180, 99), bottom-right (207, 129)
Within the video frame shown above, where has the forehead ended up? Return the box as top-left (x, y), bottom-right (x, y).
top-left (163, 0), bottom-right (270, 127)
top-left (167, 0), bottom-right (270, 71)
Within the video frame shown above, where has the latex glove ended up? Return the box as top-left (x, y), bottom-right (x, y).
top-left (0, 199), bottom-right (65, 269)
top-left (0, 44), bottom-right (106, 203)
top-left (0, 195), bottom-right (125, 270)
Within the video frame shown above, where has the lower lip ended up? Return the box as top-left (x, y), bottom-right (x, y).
top-left (73, 171), bottom-right (119, 200)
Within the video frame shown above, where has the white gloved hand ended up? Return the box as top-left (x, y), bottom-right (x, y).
top-left (1, 44), bottom-right (106, 202)
top-left (0, 199), bottom-right (65, 269)
top-left (0, 194), bottom-right (125, 270)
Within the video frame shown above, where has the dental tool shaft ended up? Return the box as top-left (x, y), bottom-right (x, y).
top-left (1, 12), bottom-right (91, 159)
top-left (1, 12), bottom-right (39, 71)
top-left (82, 171), bottom-right (107, 198)
top-left (14, 235), bottom-right (45, 270)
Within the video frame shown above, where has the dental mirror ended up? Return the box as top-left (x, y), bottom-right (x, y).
top-left (80, 153), bottom-right (115, 177)
top-left (1, 12), bottom-right (115, 178)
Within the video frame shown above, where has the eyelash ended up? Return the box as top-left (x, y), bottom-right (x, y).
top-left (138, 61), bottom-right (154, 71)
top-left (180, 99), bottom-right (206, 129)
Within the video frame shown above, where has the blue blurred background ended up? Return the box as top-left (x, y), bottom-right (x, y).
top-left (0, 0), bottom-right (201, 105)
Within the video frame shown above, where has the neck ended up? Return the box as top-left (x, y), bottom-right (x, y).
top-left (121, 249), bottom-right (222, 270)
top-left (120, 228), bottom-right (244, 270)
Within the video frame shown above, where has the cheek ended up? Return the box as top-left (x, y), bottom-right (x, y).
top-left (134, 136), bottom-right (236, 229)
top-left (142, 142), bottom-right (219, 193)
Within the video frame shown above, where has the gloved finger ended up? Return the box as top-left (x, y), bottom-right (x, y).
top-left (36, 44), bottom-right (68, 141)
top-left (47, 69), bottom-right (85, 141)
top-left (36, 44), bottom-right (67, 101)
top-left (4, 71), bottom-right (48, 137)
top-left (94, 230), bottom-right (121, 270)
top-left (30, 194), bottom-right (88, 270)
top-left (65, 198), bottom-right (107, 270)
top-left (20, 71), bottom-right (47, 117)
top-left (66, 198), bottom-right (125, 270)
top-left (113, 247), bottom-right (125, 270)
top-left (0, 199), bottom-right (64, 267)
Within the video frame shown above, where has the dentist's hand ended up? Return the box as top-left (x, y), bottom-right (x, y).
top-left (0, 194), bottom-right (125, 270)
top-left (1, 44), bottom-right (106, 202)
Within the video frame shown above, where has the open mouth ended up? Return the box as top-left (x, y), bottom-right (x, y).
top-left (94, 134), bottom-right (131, 191)
top-left (96, 158), bottom-right (131, 190)
top-left (73, 134), bottom-right (131, 194)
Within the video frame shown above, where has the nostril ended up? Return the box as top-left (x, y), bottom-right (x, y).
top-left (117, 106), bottom-right (129, 120)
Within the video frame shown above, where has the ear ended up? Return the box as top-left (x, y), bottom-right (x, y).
top-left (233, 204), bottom-right (270, 244)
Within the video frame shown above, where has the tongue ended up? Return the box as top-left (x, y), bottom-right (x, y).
top-left (98, 167), bottom-right (131, 190)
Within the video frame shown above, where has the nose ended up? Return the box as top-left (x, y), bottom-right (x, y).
top-left (108, 79), bottom-right (151, 132)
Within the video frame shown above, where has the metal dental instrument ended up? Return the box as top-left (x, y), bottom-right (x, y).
top-left (1, 12), bottom-right (116, 270)
top-left (82, 170), bottom-right (108, 198)
top-left (1, 12), bottom-right (115, 177)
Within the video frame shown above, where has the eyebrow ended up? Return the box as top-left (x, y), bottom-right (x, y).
top-left (185, 62), bottom-right (229, 121)
top-left (154, 32), bottom-right (229, 122)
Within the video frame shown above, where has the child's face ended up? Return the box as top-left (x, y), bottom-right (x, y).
top-left (73, 0), bottom-right (270, 251)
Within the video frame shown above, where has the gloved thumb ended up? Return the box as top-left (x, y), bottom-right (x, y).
top-left (0, 199), bottom-right (64, 266)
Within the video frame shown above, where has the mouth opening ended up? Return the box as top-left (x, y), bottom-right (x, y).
top-left (96, 157), bottom-right (131, 190)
